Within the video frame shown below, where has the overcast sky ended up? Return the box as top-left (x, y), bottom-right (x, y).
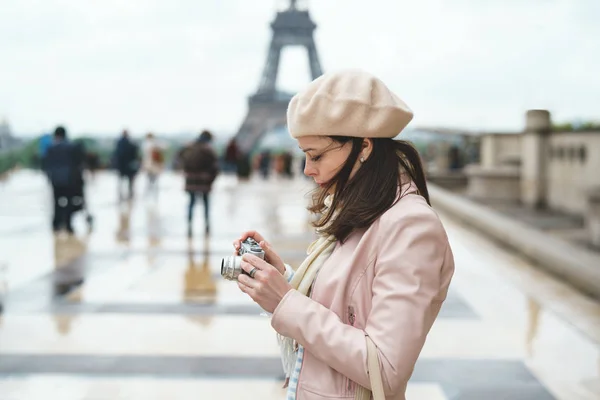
top-left (1, 0), bottom-right (599, 138)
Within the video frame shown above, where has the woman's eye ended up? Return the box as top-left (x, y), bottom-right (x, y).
top-left (310, 155), bottom-right (322, 162)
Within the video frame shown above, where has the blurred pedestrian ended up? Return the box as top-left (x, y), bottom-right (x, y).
top-left (259, 150), bottom-right (271, 180)
top-left (113, 130), bottom-right (140, 201)
top-left (41, 126), bottom-right (78, 234)
top-left (70, 139), bottom-right (93, 230)
top-left (224, 138), bottom-right (239, 174)
top-left (85, 151), bottom-right (100, 179)
top-left (141, 132), bottom-right (164, 199)
top-left (179, 130), bottom-right (219, 237)
top-left (282, 151), bottom-right (293, 179)
top-left (38, 133), bottom-right (53, 161)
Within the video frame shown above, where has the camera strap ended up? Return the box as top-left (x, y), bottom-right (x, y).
top-left (355, 334), bottom-right (385, 400)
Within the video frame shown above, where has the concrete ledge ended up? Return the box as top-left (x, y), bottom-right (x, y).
top-left (429, 183), bottom-right (600, 299)
top-left (587, 186), bottom-right (600, 248)
top-left (465, 165), bottom-right (521, 202)
top-left (427, 171), bottom-right (468, 190)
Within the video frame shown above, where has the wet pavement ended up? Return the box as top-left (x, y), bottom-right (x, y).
top-left (0, 170), bottom-right (599, 400)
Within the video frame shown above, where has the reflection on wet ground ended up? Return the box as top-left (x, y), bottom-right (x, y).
top-left (0, 170), bottom-right (598, 399)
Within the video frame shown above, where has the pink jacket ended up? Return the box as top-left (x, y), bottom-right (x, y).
top-left (271, 187), bottom-right (455, 400)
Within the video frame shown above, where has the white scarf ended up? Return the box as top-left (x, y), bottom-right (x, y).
top-left (277, 195), bottom-right (338, 384)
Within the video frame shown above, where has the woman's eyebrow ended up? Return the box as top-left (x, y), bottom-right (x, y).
top-left (299, 147), bottom-right (317, 153)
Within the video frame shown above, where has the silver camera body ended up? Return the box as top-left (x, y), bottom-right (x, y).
top-left (221, 237), bottom-right (265, 281)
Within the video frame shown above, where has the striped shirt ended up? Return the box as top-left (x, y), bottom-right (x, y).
top-left (286, 345), bottom-right (305, 399)
top-left (282, 265), bottom-right (315, 400)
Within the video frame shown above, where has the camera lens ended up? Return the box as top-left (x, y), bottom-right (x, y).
top-left (220, 256), bottom-right (244, 281)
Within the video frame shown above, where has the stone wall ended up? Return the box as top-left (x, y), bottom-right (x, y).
top-left (467, 111), bottom-right (600, 215)
top-left (465, 165), bottom-right (520, 202)
top-left (520, 110), bottom-right (552, 209)
top-left (466, 133), bottom-right (522, 203)
top-left (463, 110), bottom-right (600, 248)
top-left (547, 132), bottom-right (600, 214)
top-left (480, 134), bottom-right (522, 168)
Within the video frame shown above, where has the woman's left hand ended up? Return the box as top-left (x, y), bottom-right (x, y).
top-left (237, 254), bottom-right (293, 313)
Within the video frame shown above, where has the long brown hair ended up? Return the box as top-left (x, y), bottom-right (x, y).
top-left (308, 137), bottom-right (430, 243)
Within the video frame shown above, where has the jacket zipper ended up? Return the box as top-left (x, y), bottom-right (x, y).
top-left (346, 305), bottom-right (356, 394)
top-left (348, 305), bottom-right (356, 327)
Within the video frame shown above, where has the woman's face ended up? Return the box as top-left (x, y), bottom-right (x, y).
top-left (297, 136), bottom-right (360, 188)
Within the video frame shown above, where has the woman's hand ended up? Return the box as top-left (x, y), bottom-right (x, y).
top-left (237, 253), bottom-right (293, 313)
top-left (233, 230), bottom-right (286, 275)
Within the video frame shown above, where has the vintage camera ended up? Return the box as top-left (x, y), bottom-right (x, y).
top-left (221, 237), bottom-right (265, 281)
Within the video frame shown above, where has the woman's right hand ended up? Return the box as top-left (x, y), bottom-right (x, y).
top-left (233, 231), bottom-right (286, 275)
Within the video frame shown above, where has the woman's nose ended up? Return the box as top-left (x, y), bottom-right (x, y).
top-left (304, 160), bottom-right (316, 177)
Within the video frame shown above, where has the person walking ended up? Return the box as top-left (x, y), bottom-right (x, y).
top-left (113, 130), bottom-right (140, 201)
top-left (42, 126), bottom-right (78, 234)
top-left (224, 138), bottom-right (239, 174)
top-left (179, 130), bottom-right (219, 237)
top-left (141, 132), bottom-right (164, 199)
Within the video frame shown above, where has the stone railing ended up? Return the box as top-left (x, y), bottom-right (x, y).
top-left (465, 164), bottom-right (520, 202)
top-left (464, 131), bottom-right (524, 204)
top-left (429, 183), bottom-right (600, 299)
top-left (587, 187), bottom-right (600, 249)
top-left (547, 132), bottom-right (600, 215)
top-left (463, 110), bottom-right (600, 249)
top-left (480, 133), bottom-right (521, 168)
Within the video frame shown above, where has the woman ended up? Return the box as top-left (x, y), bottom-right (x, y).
top-left (233, 69), bottom-right (455, 400)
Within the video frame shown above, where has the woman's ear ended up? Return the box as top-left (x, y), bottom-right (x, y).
top-left (361, 139), bottom-right (373, 160)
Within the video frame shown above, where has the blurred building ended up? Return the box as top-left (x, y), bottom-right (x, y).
top-left (464, 110), bottom-right (600, 249)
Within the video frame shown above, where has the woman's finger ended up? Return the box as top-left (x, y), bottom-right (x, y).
top-left (258, 241), bottom-right (285, 274)
top-left (261, 242), bottom-right (280, 263)
top-left (247, 230), bottom-right (266, 243)
top-left (237, 280), bottom-right (256, 296)
top-left (259, 240), bottom-right (273, 256)
top-left (240, 259), bottom-right (255, 275)
top-left (233, 231), bottom-right (267, 250)
top-left (242, 254), bottom-right (271, 271)
top-left (238, 273), bottom-right (258, 289)
top-left (240, 259), bottom-right (267, 285)
top-left (242, 255), bottom-right (276, 280)
top-left (237, 231), bottom-right (258, 244)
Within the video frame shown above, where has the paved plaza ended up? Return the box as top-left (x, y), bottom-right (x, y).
top-left (0, 170), bottom-right (598, 399)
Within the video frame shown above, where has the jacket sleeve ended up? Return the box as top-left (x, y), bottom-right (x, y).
top-left (270, 205), bottom-right (452, 395)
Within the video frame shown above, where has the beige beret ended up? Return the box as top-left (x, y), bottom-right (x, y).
top-left (287, 69), bottom-right (413, 139)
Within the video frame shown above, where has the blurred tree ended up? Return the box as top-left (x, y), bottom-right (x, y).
top-left (553, 120), bottom-right (600, 132)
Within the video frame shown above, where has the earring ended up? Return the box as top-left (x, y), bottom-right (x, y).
top-left (360, 157), bottom-right (365, 163)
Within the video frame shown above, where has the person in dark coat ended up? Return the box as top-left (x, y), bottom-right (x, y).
top-left (179, 130), bottom-right (219, 237)
top-left (70, 140), bottom-right (88, 214)
top-left (282, 151), bottom-right (293, 179)
top-left (224, 138), bottom-right (239, 173)
top-left (113, 130), bottom-right (140, 200)
top-left (41, 126), bottom-right (78, 234)
top-left (258, 150), bottom-right (272, 179)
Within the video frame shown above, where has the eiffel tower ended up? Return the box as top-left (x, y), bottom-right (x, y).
top-left (234, 0), bottom-right (324, 154)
